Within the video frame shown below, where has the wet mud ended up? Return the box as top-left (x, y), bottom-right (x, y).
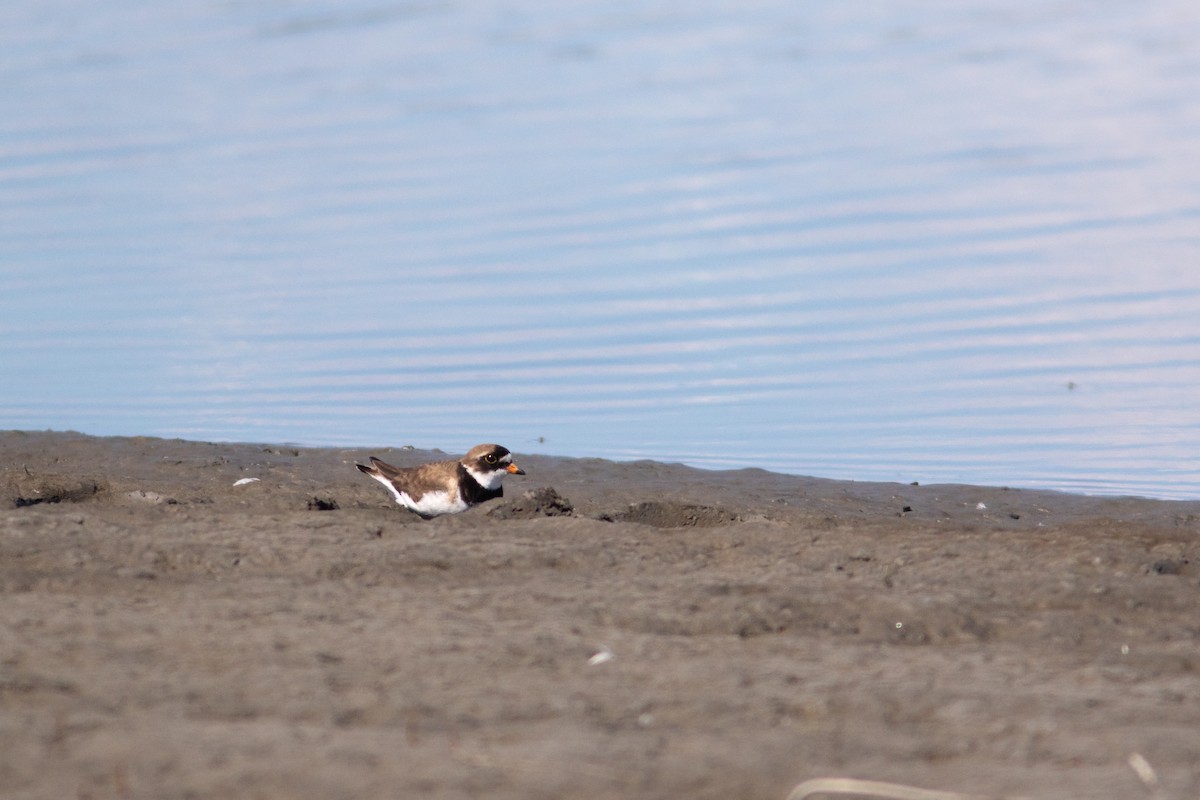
top-left (2, 431), bottom-right (1199, 799)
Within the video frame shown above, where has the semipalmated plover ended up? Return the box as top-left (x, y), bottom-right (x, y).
top-left (355, 444), bottom-right (525, 518)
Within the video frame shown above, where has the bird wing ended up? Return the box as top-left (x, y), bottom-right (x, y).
top-left (367, 456), bottom-right (460, 500)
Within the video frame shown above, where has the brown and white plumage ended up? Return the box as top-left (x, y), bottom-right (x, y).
top-left (355, 444), bottom-right (524, 518)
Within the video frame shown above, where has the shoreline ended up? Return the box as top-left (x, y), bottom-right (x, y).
top-left (10, 425), bottom-right (1195, 503)
top-left (3, 430), bottom-right (1200, 799)
top-left (4, 428), bottom-right (1197, 514)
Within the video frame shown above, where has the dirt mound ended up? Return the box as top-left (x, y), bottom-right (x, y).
top-left (602, 500), bottom-right (741, 528)
top-left (2, 469), bottom-right (106, 508)
top-left (488, 487), bottom-right (574, 519)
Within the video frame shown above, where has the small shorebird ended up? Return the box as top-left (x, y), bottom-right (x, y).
top-left (355, 444), bottom-right (525, 518)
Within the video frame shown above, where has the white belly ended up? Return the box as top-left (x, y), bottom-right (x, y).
top-left (367, 472), bottom-right (467, 516)
top-left (398, 489), bottom-right (468, 517)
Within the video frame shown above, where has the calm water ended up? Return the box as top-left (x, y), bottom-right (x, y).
top-left (3, 1), bottom-right (1199, 498)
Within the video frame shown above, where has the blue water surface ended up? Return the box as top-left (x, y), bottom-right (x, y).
top-left (2, 1), bottom-right (1199, 497)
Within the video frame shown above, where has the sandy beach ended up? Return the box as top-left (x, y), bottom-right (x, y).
top-left (2, 430), bottom-right (1198, 799)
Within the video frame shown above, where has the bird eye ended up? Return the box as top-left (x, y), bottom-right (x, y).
top-left (484, 453), bottom-right (497, 463)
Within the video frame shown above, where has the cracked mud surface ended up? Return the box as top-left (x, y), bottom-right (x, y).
top-left (2, 431), bottom-right (1199, 799)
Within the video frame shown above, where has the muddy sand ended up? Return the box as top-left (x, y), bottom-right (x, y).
top-left (2, 430), bottom-right (1199, 800)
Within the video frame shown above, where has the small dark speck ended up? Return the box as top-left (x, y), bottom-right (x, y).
top-left (910, 481), bottom-right (919, 486)
top-left (307, 497), bottom-right (339, 511)
top-left (1151, 559), bottom-right (1183, 575)
top-left (1009, 513), bottom-right (1021, 520)
top-left (1067, 381), bottom-right (1077, 391)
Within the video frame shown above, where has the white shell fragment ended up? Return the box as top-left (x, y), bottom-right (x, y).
top-left (587, 646), bottom-right (614, 666)
top-left (233, 478), bottom-right (261, 487)
top-left (1127, 752), bottom-right (1159, 790)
